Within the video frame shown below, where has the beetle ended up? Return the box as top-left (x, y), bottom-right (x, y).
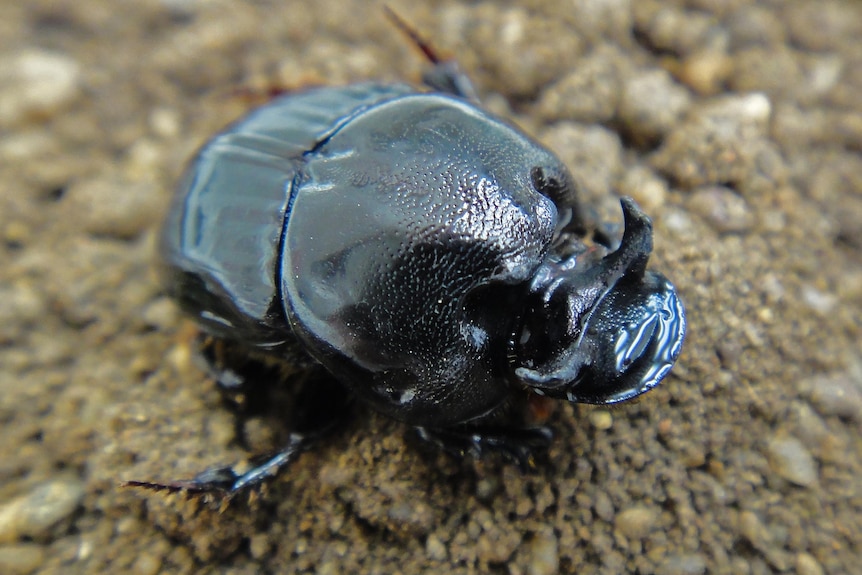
top-left (127, 13), bottom-right (685, 497)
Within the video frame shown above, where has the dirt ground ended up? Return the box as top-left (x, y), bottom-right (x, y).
top-left (1, 0), bottom-right (860, 573)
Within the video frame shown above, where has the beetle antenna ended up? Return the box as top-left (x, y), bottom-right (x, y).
top-left (383, 5), bottom-right (442, 64)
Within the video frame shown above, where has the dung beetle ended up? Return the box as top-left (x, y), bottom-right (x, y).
top-left (128, 13), bottom-right (685, 497)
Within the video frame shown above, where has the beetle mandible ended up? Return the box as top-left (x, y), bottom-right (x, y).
top-left (128, 12), bottom-right (685, 497)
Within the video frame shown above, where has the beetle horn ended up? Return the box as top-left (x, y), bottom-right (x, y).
top-left (511, 198), bottom-right (685, 404)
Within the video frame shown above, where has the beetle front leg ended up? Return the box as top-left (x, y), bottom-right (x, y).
top-left (413, 425), bottom-right (553, 472)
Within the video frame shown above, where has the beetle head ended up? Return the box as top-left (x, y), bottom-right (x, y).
top-left (510, 198), bottom-right (685, 404)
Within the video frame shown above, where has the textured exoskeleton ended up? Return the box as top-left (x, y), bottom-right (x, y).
top-left (136, 23), bottom-right (685, 497)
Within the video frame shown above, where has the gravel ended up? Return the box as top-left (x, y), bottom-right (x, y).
top-left (1, 0), bottom-right (860, 574)
top-left (686, 185), bottom-right (755, 233)
top-left (0, 478), bottom-right (85, 543)
top-left (0, 543), bottom-right (46, 575)
top-left (0, 50), bottom-right (80, 128)
top-left (614, 505), bottom-right (659, 540)
top-left (765, 435), bottom-right (819, 488)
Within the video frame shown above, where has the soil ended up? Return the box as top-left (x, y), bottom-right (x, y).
top-left (1, 1), bottom-right (860, 574)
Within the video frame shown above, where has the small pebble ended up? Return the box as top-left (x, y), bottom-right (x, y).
top-left (786, 1), bottom-right (859, 52)
top-left (467, 6), bottom-right (582, 98)
top-left (0, 477), bottom-right (85, 543)
top-left (0, 543), bottom-right (46, 575)
top-left (132, 552), bottom-right (164, 575)
top-left (634, 5), bottom-right (717, 56)
top-left (663, 208), bottom-right (697, 238)
top-left (726, 5), bottom-right (786, 49)
top-left (795, 552), bottom-right (825, 575)
top-left (0, 50), bottom-right (80, 127)
top-left (739, 510), bottom-right (770, 550)
top-left (589, 409), bottom-right (613, 430)
top-left (618, 166), bottom-right (668, 212)
top-left (386, 499), bottom-right (435, 536)
top-left (65, 176), bottom-right (163, 239)
top-left (769, 103), bottom-right (827, 150)
top-left (618, 69), bottom-right (691, 145)
top-left (808, 153), bottom-right (862, 248)
top-left (800, 286), bottom-right (837, 315)
top-left (716, 339), bottom-right (743, 368)
top-left (317, 560), bottom-right (338, 575)
top-left (676, 50), bottom-right (733, 96)
top-left (697, 93), bottom-right (772, 128)
top-left (682, 446), bottom-right (707, 468)
top-left (248, 534), bottom-right (271, 561)
top-left (797, 372), bottom-right (862, 421)
top-left (149, 107), bottom-right (181, 139)
top-left (687, 186), bottom-right (754, 233)
top-left (593, 491), bottom-right (615, 523)
top-left (650, 93), bottom-right (785, 193)
top-left (474, 477), bottom-right (500, 503)
top-left (541, 123), bottom-right (622, 204)
top-left (656, 553), bottom-right (708, 575)
top-left (3, 220), bottom-right (31, 247)
top-left (832, 192), bottom-right (862, 249)
top-left (765, 436), bottom-right (818, 487)
top-left (477, 530), bottom-right (520, 564)
top-left (615, 505), bottom-right (658, 540)
top-left (125, 139), bottom-right (165, 180)
top-left (425, 533), bottom-right (448, 561)
top-left (569, 0), bottom-right (634, 43)
top-left (114, 516), bottom-right (141, 536)
top-left (141, 297), bottom-right (180, 331)
top-left (0, 283), bottom-right (47, 326)
top-left (536, 46), bottom-right (625, 123)
top-left (790, 402), bottom-right (831, 448)
top-left (526, 528), bottom-right (559, 575)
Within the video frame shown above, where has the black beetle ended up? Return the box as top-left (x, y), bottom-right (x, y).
top-left (128, 14), bottom-right (685, 497)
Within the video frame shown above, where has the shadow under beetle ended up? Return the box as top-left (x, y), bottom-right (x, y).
top-left (127, 13), bottom-right (686, 497)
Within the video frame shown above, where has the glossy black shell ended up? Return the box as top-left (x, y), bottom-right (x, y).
top-left (162, 85), bottom-right (413, 347)
top-left (162, 82), bottom-right (684, 428)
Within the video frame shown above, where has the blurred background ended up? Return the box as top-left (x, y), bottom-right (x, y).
top-left (0, 0), bottom-right (860, 573)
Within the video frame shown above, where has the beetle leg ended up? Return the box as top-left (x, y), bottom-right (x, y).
top-left (195, 335), bottom-right (323, 450)
top-left (421, 61), bottom-right (480, 102)
top-left (121, 433), bottom-right (311, 498)
top-left (413, 425), bottom-right (553, 472)
top-left (383, 5), bottom-right (480, 102)
top-left (123, 369), bottom-right (353, 499)
top-left (195, 334), bottom-right (279, 419)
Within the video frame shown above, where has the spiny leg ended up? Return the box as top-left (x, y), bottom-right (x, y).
top-left (123, 365), bottom-right (353, 499)
top-left (122, 432), bottom-right (311, 497)
top-left (383, 5), bottom-right (479, 101)
top-left (196, 334), bottom-right (321, 448)
top-left (196, 336), bottom-right (279, 445)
